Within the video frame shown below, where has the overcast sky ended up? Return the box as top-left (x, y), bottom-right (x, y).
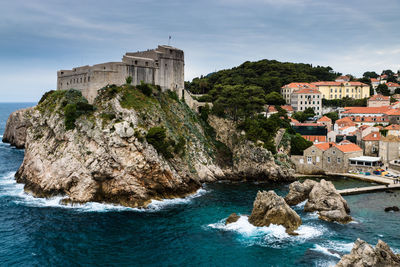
top-left (0, 0), bottom-right (399, 102)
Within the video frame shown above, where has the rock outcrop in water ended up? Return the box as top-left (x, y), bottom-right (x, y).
top-left (285, 179), bottom-right (352, 224)
top-left (4, 86), bottom-right (295, 207)
top-left (2, 107), bottom-right (33, 149)
top-left (284, 179), bottom-right (317, 206)
top-left (225, 213), bottom-right (240, 225)
top-left (248, 190), bottom-right (301, 234)
top-left (336, 239), bottom-right (400, 267)
top-left (304, 179), bottom-right (352, 223)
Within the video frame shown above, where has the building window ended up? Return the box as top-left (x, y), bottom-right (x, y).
top-left (88, 76), bottom-right (90, 82)
top-left (307, 156), bottom-right (312, 164)
top-left (337, 158), bottom-right (341, 163)
top-left (332, 150), bottom-right (336, 154)
top-left (312, 150), bottom-right (315, 154)
top-left (327, 157), bottom-right (331, 163)
top-left (300, 159), bottom-right (304, 164)
top-left (316, 156), bottom-right (320, 162)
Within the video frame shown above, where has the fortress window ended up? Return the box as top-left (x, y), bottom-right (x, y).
top-left (165, 64), bottom-right (167, 67)
top-left (170, 49), bottom-right (172, 54)
top-left (156, 63), bottom-right (159, 67)
top-left (61, 72), bottom-right (64, 75)
top-left (145, 62), bottom-right (148, 66)
top-left (135, 60), bottom-right (138, 65)
top-left (104, 67), bottom-right (106, 69)
top-left (88, 76), bottom-right (90, 82)
top-left (80, 78), bottom-right (82, 83)
top-left (84, 77), bottom-right (86, 83)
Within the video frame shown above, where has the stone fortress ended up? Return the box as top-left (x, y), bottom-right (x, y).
top-left (57, 45), bottom-right (185, 103)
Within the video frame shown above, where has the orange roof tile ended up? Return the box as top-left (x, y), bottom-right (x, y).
top-left (314, 142), bottom-right (335, 151)
top-left (318, 116), bottom-right (332, 122)
top-left (387, 82), bottom-right (400, 87)
top-left (362, 132), bottom-right (381, 141)
top-left (290, 117), bottom-right (299, 123)
top-left (368, 94), bottom-right (390, 101)
top-left (343, 106), bottom-right (391, 114)
top-left (384, 124), bottom-right (400, 130)
top-left (335, 143), bottom-right (362, 153)
top-left (311, 81), bottom-right (368, 86)
top-left (281, 105), bottom-right (294, 112)
top-left (281, 82), bottom-right (316, 89)
top-left (385, 109), bottom-right (400, 116)
top-left (370, 78), bottom-right (379, 82)
top-left (292, 88), bottom-right (321, 94)
top-left (302, 135), bottom-right (327, 143)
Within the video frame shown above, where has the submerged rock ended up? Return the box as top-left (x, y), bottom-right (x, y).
top-left (2, 107), bottom-right (33, 148)
top-left (304, 179), bottom-right (352, 224)
top-left (248, 190), bottom-right (301, 234)
top-left (225, 213), bottom-right (240, 225)
top-left (384, 206), bottom-right (400, 212)
top-left (284, 179), bottom-right (317, 206)
top-left (336, 239), bottom-right (400, 267)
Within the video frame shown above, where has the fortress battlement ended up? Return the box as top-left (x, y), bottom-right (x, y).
top-left (57, 45), bottom-right (184, 103)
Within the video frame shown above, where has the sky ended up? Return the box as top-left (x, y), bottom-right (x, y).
top-left (0, 0), bottom-right (399, 102)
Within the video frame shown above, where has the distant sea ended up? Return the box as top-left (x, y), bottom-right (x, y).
top-left (1, 103), bottom-right (400, 266)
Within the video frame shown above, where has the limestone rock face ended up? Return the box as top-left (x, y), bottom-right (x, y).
top-left (248, 190), bottom-right (302, 234)
top-left (304, 179), bottom-right (352, 223)
top-left (208, 116), bottom-right (295, 182)
top-left (2, 107), bottom-right (33, 148)
top-left (225, 213), bottom-right (240, 225)
top-left (284, 179), bottom-right (318, 206)
top-left (336, 239), bottom-right (400, 267)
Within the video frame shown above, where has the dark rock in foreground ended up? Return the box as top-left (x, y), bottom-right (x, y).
top-left (336, 239), bottom-right (400, 267)
top-left (225, 213), bottom-right (240, 225)
top-left (248, 190), bottom-right (301, 235)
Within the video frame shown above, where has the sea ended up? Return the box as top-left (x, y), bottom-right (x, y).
top-left (1, 103), bottom-right (400, 267)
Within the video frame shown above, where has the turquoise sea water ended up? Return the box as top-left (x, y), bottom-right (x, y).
top-left (1, 103), bottom-right (400, 267)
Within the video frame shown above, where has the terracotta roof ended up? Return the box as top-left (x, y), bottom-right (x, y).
top-left (281, 105), bottom-right (294, 112)
top-left (336, 117), bottom-right (356, 127)
top-left (358, 125), bottom-right (370, 131)
top-left (362, 132), bottom-right (381, 141)
top-left (368, 94), bottom-right (390, 101)
top-left (314, 142), bottom-right (335, 151)
top-left (335, 143), bottom-right (362, 153)
top-left (302, 135), bottom-right (327, 143)
top-left (292, 88), bottom-right (321, 94)
top-left (281, 83), bottom-right (316, 89)
top-left (335, 75), bottom-right (350, 81)
top-left (384, 124), bottom-right (400, 130)
top-left (387, 82), bottom-right (400, 87)
top-left (311, 81), bottom-right (368, 86)
top-left (267, 105), bottom-right (277, 113)
top-left (370, 78), bottom-right (379, 83)
top-left (318, 116), bottom-right (332, 122)
top-left (290, 117), bottom-right (299, 123)
top-left (385, 109), bottom-right (400, 116)
top-left (295, 123), bottom-right (324, 126)
top-left (342, 106), bottom-right (391, 114)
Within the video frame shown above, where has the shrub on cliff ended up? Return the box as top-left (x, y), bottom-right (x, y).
top-left (137, 82), bottom-right (153, 96)
top-left (146, 127), bottom-right (173, 159)
top-left (61, 89), bottom-right (94, 130)
top-left (38, 90), bottom-right (55, 104)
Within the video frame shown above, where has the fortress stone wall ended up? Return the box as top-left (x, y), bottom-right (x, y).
top-left (57, 45), bottom-right (184, 103)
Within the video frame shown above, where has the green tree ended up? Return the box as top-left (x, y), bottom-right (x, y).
top-left (363, 71), bottom-right (379, 79)
top-left (376, 84), bottom-right (390, 96)
top-left (323, 112), bottom-right (338, 123)
top-left (290, 134), bottom-right (313, 155)
top-left (125, 76), bottom-right (133, 85)
top-left (265, 91), bottom-right (285, 105)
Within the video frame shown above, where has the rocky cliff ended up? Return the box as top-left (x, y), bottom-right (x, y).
top-left (2, 107), bottom-right (33, 148)
top-left (4, 86), bottom-right (295, 207)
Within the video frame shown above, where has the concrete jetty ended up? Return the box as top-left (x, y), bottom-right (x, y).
top-left (338, 184), bottom-right (400, 196)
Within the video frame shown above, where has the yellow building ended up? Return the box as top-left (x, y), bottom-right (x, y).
top-left (310, 81), bottom-right (370, 100)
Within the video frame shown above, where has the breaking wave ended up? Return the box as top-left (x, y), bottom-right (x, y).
top-left (0, 172), bottom-right (207, 212)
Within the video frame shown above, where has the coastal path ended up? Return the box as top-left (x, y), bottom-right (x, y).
top-left (338, 184), bottom-right (400, 196)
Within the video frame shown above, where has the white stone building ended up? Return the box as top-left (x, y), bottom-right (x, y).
top-left (290, 88), bottom-right (322, 115)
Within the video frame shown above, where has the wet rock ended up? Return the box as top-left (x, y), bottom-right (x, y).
top-left (336, 239), bottom-right (400, 267)
top-left (225, 213), bottom-right (240, 225)
top-left (304, 179), bottom-right (352, 224)
top-left (248, 190), bottom-right (302, 234)
top-left (384, 206), bottom-right (400, 212)
top-left (2, 107), bottom-right (33, 148)
top-left (284, 179), bottom-right (318, 206)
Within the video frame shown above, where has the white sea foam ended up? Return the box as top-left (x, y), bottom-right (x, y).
top-left (208, 215), bottom-right (325, 247)
top-left (311, 244), bottom-right (341, 259)
top-left (294, 200), bottom-right (307, 209)
top-left (0, 171), bottom-right (207, 212)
